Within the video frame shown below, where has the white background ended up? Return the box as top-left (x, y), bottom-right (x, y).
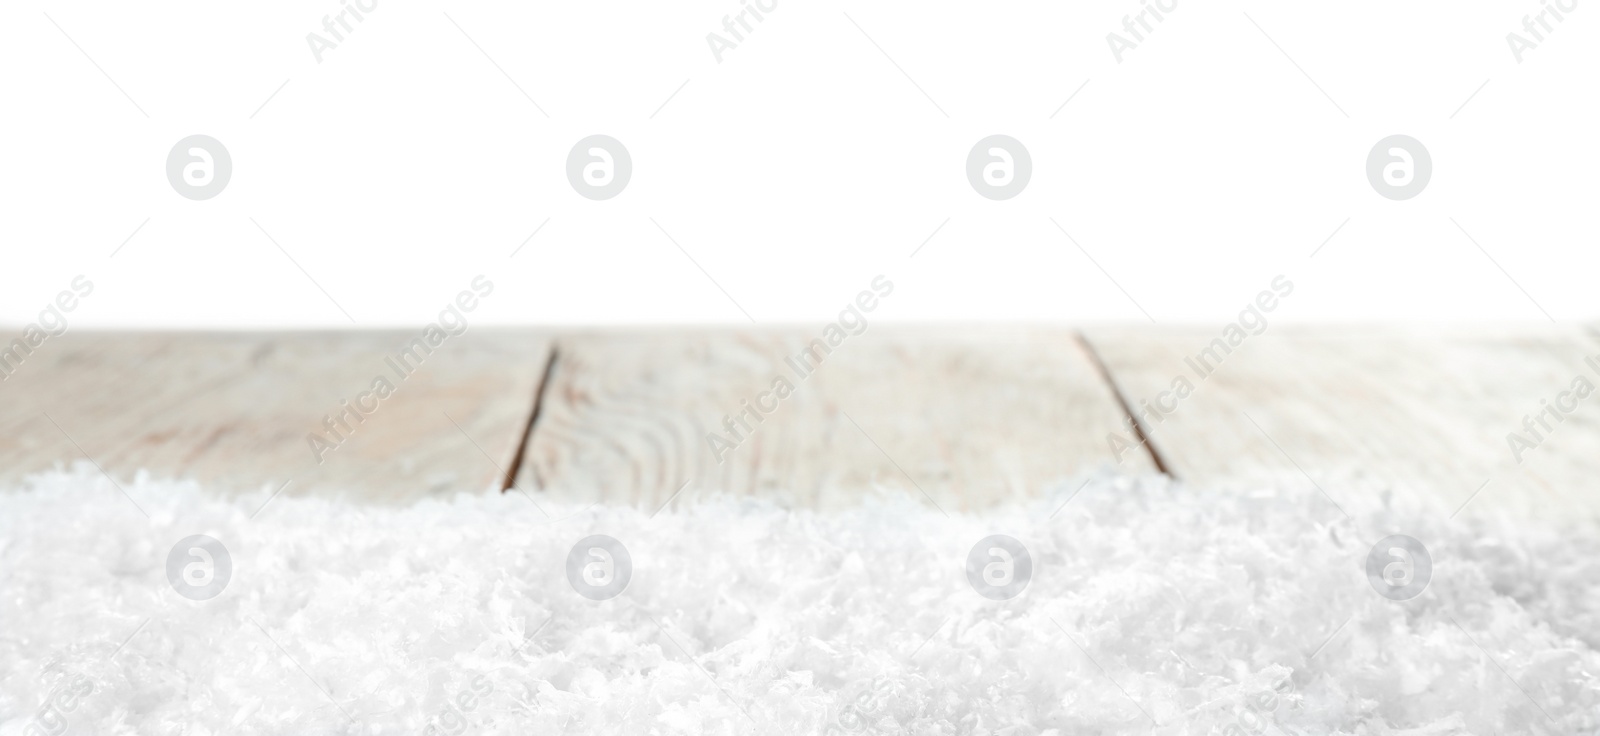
top-left (1, 1), bottom-right (1595, 329)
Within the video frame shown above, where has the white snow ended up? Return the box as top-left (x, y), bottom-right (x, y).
top-left (2, 466), bottom-right (1597, 735)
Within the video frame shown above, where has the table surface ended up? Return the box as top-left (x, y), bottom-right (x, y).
top-left (3, 326), bottom-right (1596, 521)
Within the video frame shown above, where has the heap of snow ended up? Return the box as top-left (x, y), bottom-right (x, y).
top-left (2, 466), bottom-right (1596, 734)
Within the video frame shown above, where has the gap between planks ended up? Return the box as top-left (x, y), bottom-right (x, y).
top-left (500, 346), bottom-right (559, 493)
top-left (1073, 331), bottom-right (1175, 477)
top-left (510, 327), bottom-right (1152, 509)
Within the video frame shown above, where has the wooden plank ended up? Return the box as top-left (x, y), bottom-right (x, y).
top-left (517, 327), bottom-right (1154, 510)
top-left (1083, 326), bottom-right (1600, 520)
top-left (0, 330), bottom-right (551, 503)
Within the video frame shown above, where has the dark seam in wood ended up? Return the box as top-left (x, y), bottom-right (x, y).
top-left (1074, 331), bottom-right (1174, 477)
top-left (503, 344), bottom-right (559, 492)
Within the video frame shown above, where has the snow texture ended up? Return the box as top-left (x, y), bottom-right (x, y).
top-left (2, 466), bottom-right (1598, 735)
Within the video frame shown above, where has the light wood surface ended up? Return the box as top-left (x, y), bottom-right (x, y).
top-left (0, 330), bottom-right (551, 503)
top-left (517, 327), bottom-right (1154, 511)
top-left (6, 326), bottom-right (1596, 515)
top-left (1083, 325), bottom-right (1600, 520)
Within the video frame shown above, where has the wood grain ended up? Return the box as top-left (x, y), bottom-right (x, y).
top-left (14, 326), bottom-right (1593, 516)
top-left (517, 327), bottom-right (1155, 510)
top-left (1083, 325), bottom-right (1600, 520)
top-left (0, 330), bottom-right (551, 503)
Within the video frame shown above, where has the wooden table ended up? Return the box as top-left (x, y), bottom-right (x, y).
top-left (3, 326), bottom-right (1596, 520)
